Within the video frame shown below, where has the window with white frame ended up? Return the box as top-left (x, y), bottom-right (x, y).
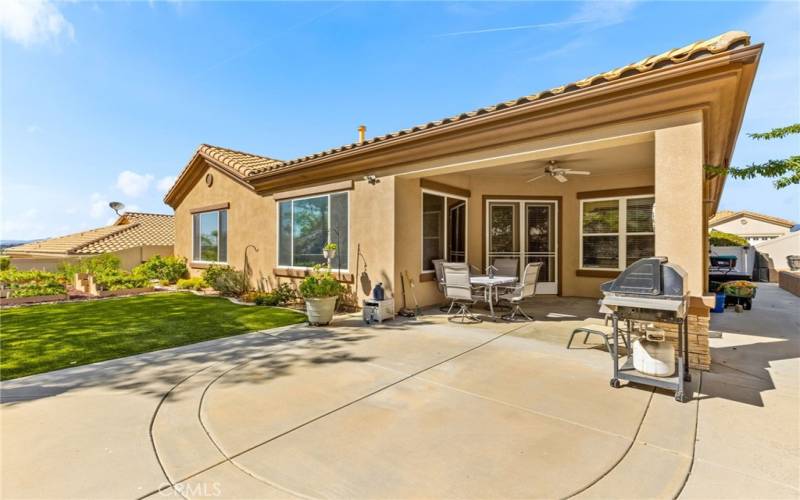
top-left (422, 191), bottom-right (467, 272)
top-left (193, 209), bottom-right (228, 263)
top-left (278, 192), bottom-right (349, 270)
top-left (580, 195), bottom-right (654, 270)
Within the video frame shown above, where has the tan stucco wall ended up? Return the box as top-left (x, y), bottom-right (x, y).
top-left (173, 163), bottom-right (396, 305)
top-left (654, 121), bottom-right (705, 298)
top-left (114, 246), bottom-right (174, 270)
top-left (6, 256), bottom-right (77, 272)
top-left (174, 164), bottom-right (274, 284)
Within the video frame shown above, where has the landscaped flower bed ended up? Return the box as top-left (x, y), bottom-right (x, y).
top-left (0, 269), bottom-right (68, 305)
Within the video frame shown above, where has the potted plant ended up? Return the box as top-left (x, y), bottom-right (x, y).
top-left (323, 242), bottom-right (337, 260)
top-left (299, 264), bottom-right (344, 325)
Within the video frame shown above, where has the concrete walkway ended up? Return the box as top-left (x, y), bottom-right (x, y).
top-left (679, 283), bottom-right (800, 499)
top-left (1, 288), bottom-right (794, 499)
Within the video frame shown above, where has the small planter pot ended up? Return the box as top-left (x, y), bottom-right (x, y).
top-left (304, 296), bottom-right (337, 325)
top-left (323, 249), bottom-right (336, 260)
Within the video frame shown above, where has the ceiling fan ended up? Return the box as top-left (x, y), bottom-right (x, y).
top-left (526, 160), bottom-right (591, 183)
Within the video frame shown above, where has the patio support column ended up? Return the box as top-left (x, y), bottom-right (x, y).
top-left (654, 120), bottom-right (705, 297)
top-left (654, 118), bottom-right (710, 370)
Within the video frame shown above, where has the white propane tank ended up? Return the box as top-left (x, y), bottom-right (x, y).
top-left (632, 325), bottom-right (675, 377)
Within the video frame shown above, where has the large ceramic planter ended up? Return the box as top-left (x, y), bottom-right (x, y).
top-left (305, 296), bottom-right (337, 325)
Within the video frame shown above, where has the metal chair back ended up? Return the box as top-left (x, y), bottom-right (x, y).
top-left (519, 262), bottom-right (542, 299)
top-left (443, 262), bottom-right (473, 301)
top-left (492, 257), bottom-right (519, 277)
top-left (433, 259), bottom-right (446, 292)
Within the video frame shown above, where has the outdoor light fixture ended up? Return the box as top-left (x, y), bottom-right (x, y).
top-left (364, 175), bottom-right (380, 185)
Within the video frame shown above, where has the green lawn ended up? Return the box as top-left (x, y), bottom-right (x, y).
top-left (0, 292), bottom-right (306, 380)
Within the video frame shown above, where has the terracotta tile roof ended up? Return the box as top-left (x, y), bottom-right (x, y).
top-left (246, 30), bottom-right (751, 176)
top-left (709, 210), bottom-right (796, 228)
top-left (165, 30), bottom-right (752, 204)
top-left (198, 144), bottom-right (282, 178)
top-left (6, 212), bottom-right (174, 256)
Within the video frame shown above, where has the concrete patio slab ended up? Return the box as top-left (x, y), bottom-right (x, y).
top-left (3, 286), bottom-right (796, 499)
top-left (680, 459), bottom-right (800, 499)
top-left (231, 376), bottom-right (633, 499)
top-left (574, 442), bottom-right (691, 499)
top-left (417, 333), bottom-right (653, 439)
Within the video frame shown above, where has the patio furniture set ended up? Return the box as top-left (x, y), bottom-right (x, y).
top-left (433, 258), bottom-right (542, 323)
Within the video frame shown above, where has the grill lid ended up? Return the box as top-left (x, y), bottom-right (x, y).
top-left (600, 257), bottom-right (687, 297)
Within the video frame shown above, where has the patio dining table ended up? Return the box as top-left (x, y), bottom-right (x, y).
top-left (470, 275), bottom-right (517, 321)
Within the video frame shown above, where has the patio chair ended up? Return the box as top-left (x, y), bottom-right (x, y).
top-left (498, 262), bottom-right (541, 321)
top-left (432, 259), bottom-right (451, 312)
top-left (492, 257), bottom-right (519, 278)
top-left (566, 323), bottom-right (631, 358)
top-left (443, 262), bottom-right (485, 323)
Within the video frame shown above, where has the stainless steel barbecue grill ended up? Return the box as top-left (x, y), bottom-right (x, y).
top-left (600, 257), bottom-right (691, 402)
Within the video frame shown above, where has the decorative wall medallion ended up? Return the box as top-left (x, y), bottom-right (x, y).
top-left (205, 173), bottom-right (214, 187)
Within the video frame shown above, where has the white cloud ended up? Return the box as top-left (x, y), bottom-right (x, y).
top-left (568, 0), bottom-right (637, 29)
top-left (116, 170), bottom-right (154, 198)
top-left (156, 175), bottom-right (177, 193)
top-left (89, 192), bottom-right (108, 219)
top-left (435, 1), bottom-right (636, 37)
top-left (0, 0), bottom-right (74, 47)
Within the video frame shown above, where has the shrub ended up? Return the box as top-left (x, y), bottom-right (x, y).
top-left (0, 270), bottom-right (65, 298)
top-left (242, 291), bottom-right (280, 306)
top-left (255, 293), bottom-right (281, 306)
top-left (202, 264), bottom-right (247, 296)
top-left (58, 254), bottom-right (121, 280)
top-left (242, 287), bottom-right (295, 306)
top-left (709, 230), bottom-right (749, 247)
top-left (272, 282), bottom-right (297, 305)
top-left (0, 256), bottom-right (10, 271)
top-left (298, 265), bottom-right (344, 299)
top-left (177, 277), bottom-right (205, 291)
top-left (133, 255), bottom-right (188, 283)
top-left (0, 269), bottom-right (61, 287)
top-left (10, 283), bottom-right (66, 297)
top-left (94, 271), bottom-right (149, 291)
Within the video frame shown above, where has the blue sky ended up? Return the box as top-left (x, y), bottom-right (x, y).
top-left (1, 0), bottom-right (798, 240)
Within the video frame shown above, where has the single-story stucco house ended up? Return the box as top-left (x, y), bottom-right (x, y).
top-left (5, 212), bottom-right (174, 271)
top-left (164, 31), bottom-right (762, 370)
top-left (709, 210), bottom-right (796, 244)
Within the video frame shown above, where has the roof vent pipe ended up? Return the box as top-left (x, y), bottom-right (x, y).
top-left (358, 125), bottom-right (366, 144)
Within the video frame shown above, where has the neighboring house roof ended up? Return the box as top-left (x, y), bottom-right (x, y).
top-left (164, 30), bottom-right (754, 206)
top-left (5, 213), bottom-right (174, 256)
top-left (709, 210), bottom-right (796, 229)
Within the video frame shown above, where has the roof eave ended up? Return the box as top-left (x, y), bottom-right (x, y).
top-left (163, 150), bottom-right (256, 208)
top-left (248, 43), bottom-right (763, 190)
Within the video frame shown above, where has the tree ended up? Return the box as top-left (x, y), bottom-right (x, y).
top-left (706, 124), bottom-right (799, 188)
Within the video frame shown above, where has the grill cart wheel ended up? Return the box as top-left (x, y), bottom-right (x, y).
top-left (675, 391), bottom-right (686, 403)
top-left (610, 378), bottom-right (621, 388)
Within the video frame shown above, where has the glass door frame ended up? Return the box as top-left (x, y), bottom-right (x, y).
top-left (484, 197), bottom-right (561, 295)
top-left (420, 188), bottom-right (470, 276)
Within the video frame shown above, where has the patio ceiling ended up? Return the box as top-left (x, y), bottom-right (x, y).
top-left (460, 141), bottom-right (654, 179)
top-left (398, 130), bottom-right (655, 179)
